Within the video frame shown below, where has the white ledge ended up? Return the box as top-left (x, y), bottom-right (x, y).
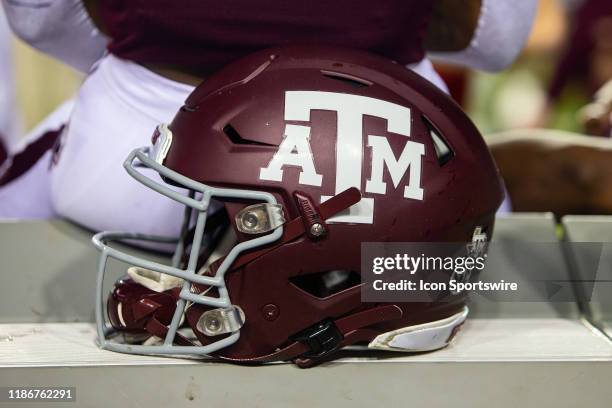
top-left (1, 318), bottom-right (610, 368)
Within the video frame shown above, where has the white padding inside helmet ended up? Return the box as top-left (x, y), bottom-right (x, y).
top-left (143, 336), bottom-right (163, 346)
top-left (127, 267), bottom-right (184, 293)
top-left (368, 306), bottom-right (468, 352)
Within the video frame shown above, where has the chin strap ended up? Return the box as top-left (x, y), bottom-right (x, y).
top-left (119, 281), bottom-right (410, 366)
top-left (145, 314), bottom-right (194, 347)
top-left (217, 304), bottom-right (403, 367)
top-left (135, 299), bottom-right (403, 366)
top-left (115, 289), bottom-right (196, 347)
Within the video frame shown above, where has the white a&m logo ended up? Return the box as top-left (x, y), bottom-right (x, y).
top-left (259, 91), bottom-right (425, 224)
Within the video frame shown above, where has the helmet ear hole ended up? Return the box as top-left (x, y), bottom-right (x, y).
top-left (290, 270), bottom-right (361, 299)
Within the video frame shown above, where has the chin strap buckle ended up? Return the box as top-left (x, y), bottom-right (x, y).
top-left (291, 319), bottom-right (343, 359)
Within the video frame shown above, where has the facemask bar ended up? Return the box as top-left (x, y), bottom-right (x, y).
top-left (92, 146), bottom-right (284, 356)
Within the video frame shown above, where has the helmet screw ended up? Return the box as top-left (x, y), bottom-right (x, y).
top-left (262, 304), bottom-right (280, 321)
top-left (243, 212), bottom-right (259, 229)
top-left (310, 223), bottom-right (326, 237)
top-left (205, 316), bottom-right (221, 333)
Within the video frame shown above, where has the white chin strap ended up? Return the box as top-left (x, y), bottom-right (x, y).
top-left (368, 307), bottom-right (468, 352)
top-left (143, 336), bottom-right (164, 346)
top-left (127, 267), bottom-right (184, 293)
top-left (127, 228), bottom-right (238, 293)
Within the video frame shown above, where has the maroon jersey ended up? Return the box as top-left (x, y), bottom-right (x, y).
top-left (97, 0), bottom-right (434, 74)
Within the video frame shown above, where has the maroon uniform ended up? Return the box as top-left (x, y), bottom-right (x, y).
top-left (97, 0), bottom-right (433, 73)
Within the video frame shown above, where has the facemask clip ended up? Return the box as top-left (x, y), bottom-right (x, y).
top-left (235, 203), bottom-right (285, 234)
top-left (196, 306), bottom-right (245, 337)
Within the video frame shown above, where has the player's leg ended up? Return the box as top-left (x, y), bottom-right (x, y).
top-left (0, 100), bottom-right (74, 219)
top-left (50, 55), bottom-right (196, 237)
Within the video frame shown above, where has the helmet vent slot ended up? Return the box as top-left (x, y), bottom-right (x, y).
top-left (290, 269), bottom-right (361, 299)
top-left (181, 104), bottom-right (198, 112)
top-left (321, 70), bottom-right (372, 88)
top-left (422, 115), bottom-right (454, 166)
top-left (223, 124), bottom-right (275, 146)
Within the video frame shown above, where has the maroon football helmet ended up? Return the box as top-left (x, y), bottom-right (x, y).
top-left (93, 45), bottom-right (504, 367)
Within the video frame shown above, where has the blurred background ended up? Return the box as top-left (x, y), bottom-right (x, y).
top-left (441, 0), bottom-right (612, 136)
top-left (11, 42), bottom-right (82, 132)
top-left (3, 0), bottom-right (611, 136)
